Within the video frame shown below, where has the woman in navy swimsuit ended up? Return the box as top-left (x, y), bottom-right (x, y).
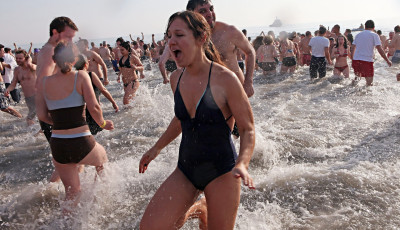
top-left (139, 11), bottom-right (255, 230)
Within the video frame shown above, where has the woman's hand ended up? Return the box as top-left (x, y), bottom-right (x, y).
top-left (103, 120), bottom-right (114, 130)
top-left (139, 146), bottom-right (161, 173)
top-left (117, 77), bottom-right (121, 83)
top-left (232, 163), bottom-right (255, 189)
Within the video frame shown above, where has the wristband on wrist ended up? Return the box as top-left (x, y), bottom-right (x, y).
top-left (100, 120), bottom-right (106, 128)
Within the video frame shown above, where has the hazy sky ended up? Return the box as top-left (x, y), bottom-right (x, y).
top-left (1, 0), bottom-right (399, 46)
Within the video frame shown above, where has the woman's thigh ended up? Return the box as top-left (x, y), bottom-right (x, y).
top-left (79, 143), bottom-right (108, 167)
top-left (140, 168), bottom-right (199, 230)
top-left (204, 171), bottom-right (241, 230)
top-left (53, 159), bottom-right (81, 195)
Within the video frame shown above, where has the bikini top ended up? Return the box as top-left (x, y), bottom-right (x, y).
top-left (119, 55), bottom-right (132, 68)
top-left (335, 48), bottom-right (348, 57)
top-left (174, 62), bottom-right (232, 132)
top-left (44, 71), bottom-right (85, 110)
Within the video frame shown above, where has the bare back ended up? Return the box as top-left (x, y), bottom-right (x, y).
top-left (391, 33), bottom-right (400, 50)
top-left (299, 37), bottom-right (312, 54)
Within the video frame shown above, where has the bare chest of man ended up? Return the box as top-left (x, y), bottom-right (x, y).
top-left (18, 70), bottom-right (35, 82)
top-left (212, 32), bottom-right (236, 61)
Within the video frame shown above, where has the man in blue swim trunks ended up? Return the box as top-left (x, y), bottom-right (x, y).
top-left (389, 25), bottom-right (400, 64)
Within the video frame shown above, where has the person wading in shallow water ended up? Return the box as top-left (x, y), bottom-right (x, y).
top-left (139, 11), bottom-right (255, 230)
top-left (37, 42), bottom-right (114, 211)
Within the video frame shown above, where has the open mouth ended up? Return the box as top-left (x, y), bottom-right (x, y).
top-left (172, 49), bottom-right (182, 59)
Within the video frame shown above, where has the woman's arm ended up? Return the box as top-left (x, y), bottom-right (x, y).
top-left (91, 72), bottom-right (119, 112)
top-left (224, 71), bottom-right (256, 189)
top-left (130, 55), bottom-right (144, 72)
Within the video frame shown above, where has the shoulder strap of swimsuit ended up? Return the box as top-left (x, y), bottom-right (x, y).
top-left (73, 71), bottom-right (78, 92)
top-left (207, 61), bottom-right (214, 87)
top-left (176, 68), bottom-right (186, 89)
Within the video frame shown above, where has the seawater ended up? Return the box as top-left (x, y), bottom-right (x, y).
top-left (1, 53), bottom-right (400, 229)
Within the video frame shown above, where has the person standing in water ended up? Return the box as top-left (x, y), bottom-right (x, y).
top-left (36, 16), bottom-right (79, 142)
top-left (117, 41), bottom-right (143, 105)
top-left (279, 31), bottom-right (297, 74)
top-left (351, 20), bottom-right (391, 86)
top-left (187, 0), bottom-right (255, 98)
top-left (256, 35), bottom-right (279, 75)
top-left (299, 31), bottom-right (312, 66)
top-left (74, 54), bottom-right (119, 135)
top-left (5, 49), bottom-right (37, 126)
top-left (35, 17), bottom-right (79, 183)
top-left (389, 25), bottom-right (400, 64)
top-left (308, 26), bottom-right (332, 79)
top-left (139, 11), bottom-right (255, 230)
top-left (331, 35), bottom-right (351, 78)
top-left (36, 42), bottom-right (113, 209)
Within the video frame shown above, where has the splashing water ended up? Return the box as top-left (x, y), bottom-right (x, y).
top-left (1, 55), bottom-right (400, 229)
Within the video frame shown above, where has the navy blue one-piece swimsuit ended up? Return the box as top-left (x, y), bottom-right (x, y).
top-left (174, 62), bottom-right (237, 190)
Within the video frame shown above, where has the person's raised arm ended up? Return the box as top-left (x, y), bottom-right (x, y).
top-left (158, 44), bottom-right (171, 84)
top-left (152, 34), bottom-right (157, 47)
top-left (28, 42), bottom-right (33, 55)
top-left (26, 56), bottom-right (36, 71)
top-left (90, 72), bottom-right (119, 112)
top-left (232, 26), bottom-right (256, 97)
top-left (376, 45), bottom-right (392, 67)
top-left (80, 71), bottom-right (113, 130)
top-left (129, 34), bottom-right (135, 42)
top-left (141, 32), bottom-right (144, 41)
top-left (224, 71), bottom-right (255, 189)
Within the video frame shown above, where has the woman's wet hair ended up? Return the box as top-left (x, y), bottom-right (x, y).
top-left (335, 35), bottom-right (348, 49)
top-left (52, 42), bottom-right (78, 74)
top-left (74, 54), bottom-right (88, 70)
top-left (120, 41), bottom-right (132, 54)
top-left (263, 35), bottom-right (273, 45)
top-left (166, 11), bottom-right (223, 65)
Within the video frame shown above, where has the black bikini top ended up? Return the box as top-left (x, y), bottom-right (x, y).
top-left (119, 55), bottom-right (132, 68)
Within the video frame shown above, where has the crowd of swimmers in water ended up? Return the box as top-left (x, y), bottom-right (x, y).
top-left (1, 0), bottom-right (400, 229)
